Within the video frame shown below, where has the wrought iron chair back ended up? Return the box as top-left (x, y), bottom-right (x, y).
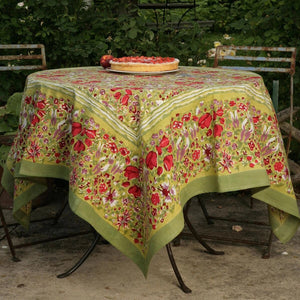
top-left (213, 45), bottom-right (296, 154)
top-left (0, 44), bottom-right (47, 71)
top-left (189, 46), bottom-right (297, 259)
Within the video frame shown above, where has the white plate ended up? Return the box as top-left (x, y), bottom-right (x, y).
top-left (106, 68), bottom-right (180, 75)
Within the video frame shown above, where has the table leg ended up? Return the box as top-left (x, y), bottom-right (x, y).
top-left (57, 231), bottom-right (100, 278)
top-left (166, 243), bottom-right (192, 293)
top-left (183, 200), bottom-right (224, 255)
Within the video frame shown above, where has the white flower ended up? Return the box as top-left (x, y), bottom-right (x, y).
top-left (17, 2), bottom-right (24, 7)
top-left (223, 34), bottom-right (231, 40)
top-left (197, 59), bottom-right (206, 65)
top-left (188, 58), bottom-right (193, 63)
top-left (214, 41), bottom-right (222, 48)
top-left (207, 48), bottom-right (216, 58)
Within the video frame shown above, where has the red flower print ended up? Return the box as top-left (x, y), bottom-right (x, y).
top-left (172, 120), bottom-right (183, 129)
top-left (124, 166), bottom-right (139, 180)
top-left (253, 116), bottom-right (260, 124)
top-left (213, 124), bottom-right (223, 137)
top-left (37, 110), bottom-right (46, 118)
top-left (206, 129), bottom-right (212, 136)
top-left (85, 138), bottom-right (92, 147)
top-left (146, 151), bottom-right (157, 170)
top-left (192, 150), bottom-right (201, 161)
top-left (215, 108), bottom-right (224, 116)
top-left (156, 146), bottom-right (162, 155)
top-left (198, 113), bottom-right (212, 129)
top-left (25, 96), bottom-right (32, 104)
top-left (239, 103), bottom-right (248, 111)
top-left (157, 166), bottom-right (163, 175)
top-left (116, 210), bottom-right (131, 230)
top-left (125, 89), bottom-right (132, 95)
top-left (74, 140), bottom-right (85, 153)
top-left (274, 162), bottom-right (284, 172)
top-left (122, 182), bottom-right (130, 187)
top-left (163, 155), bottom-right (173, 171)
top-left (72, 122), bottom-right (82, 136)
top-left (85, 129), bottom-right (97, 139)
top-left (27, 141), bottom-right (41, 162)
top-left (119, 147), bottom-right (130, 156)
top-left (36, 100), bottom-right (46, 109)
top-left (59, 141), bottom-right (66, 149)
top-left (114, 92), bottom-right (122, 100)
top-left (248, 141), bottom-right (255, 151)
top-left (182, 113), bottom-right (191, 122)
top-left (128, 185), bottom-right (141, 198)
top-left (229, 101), bottom-right (236, 106)
top-left (159, 135), bottom-right (170, 148)
top-left (31, 115), bottom-right (40, 126)
top-left (99, 183), bottom-right (108, 193)
top-left (151, 193), bottom-right (160, 205)
top-left (108, 142), bottom-right (118, 153)
top-left (121, 94), bottom-right (129, 105)
top-left (167, 145), bottom-right (173, 153)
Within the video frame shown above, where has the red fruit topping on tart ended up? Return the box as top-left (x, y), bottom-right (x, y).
top-left (111, 56), bottom-right (176, 64)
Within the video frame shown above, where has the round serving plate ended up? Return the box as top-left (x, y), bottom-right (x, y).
top-left (106, 68), bottom-right (180, 75)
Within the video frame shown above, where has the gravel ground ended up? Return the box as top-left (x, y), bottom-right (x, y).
top-left (1, 192), bottom-right (300, 300)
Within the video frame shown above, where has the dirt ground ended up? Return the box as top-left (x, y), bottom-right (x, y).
top-left (1, 193), bottom-right (300, 300)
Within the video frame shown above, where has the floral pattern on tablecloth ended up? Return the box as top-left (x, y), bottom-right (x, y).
top-left (4, 67), bottom-right (299, 273)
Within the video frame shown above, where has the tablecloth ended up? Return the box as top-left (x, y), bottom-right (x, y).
top-left (2, 66), bottom-right (299, 275)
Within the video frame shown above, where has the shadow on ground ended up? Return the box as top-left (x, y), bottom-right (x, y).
top-left (1, 192), bottom-right (300, 300)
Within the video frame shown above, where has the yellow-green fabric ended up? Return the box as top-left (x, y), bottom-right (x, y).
top-left (2, 66), bottom-right (299, 276)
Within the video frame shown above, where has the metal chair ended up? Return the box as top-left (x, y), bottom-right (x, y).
top-left (0, 44), bottom-right (47, 71)
top-left (213, 45), bottom-right (296, 154)
top-left (187, 46), bottom-right (297, 258)
top-left (0, 44), bottom-right (77, 261)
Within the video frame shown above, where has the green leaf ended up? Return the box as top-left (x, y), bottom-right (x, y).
top-left (6, 92), bottom-right (23, 116)
top-left (128, 28), bottom-right (138, 39)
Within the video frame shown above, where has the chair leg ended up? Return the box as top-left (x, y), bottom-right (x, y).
top-left (57, 231), bottom-right (100, 278)
top-left (52, 196), bottom-right (69, 225)
top-left (0, 206), bottom-right (20, 262)
top-left (184, 199), bottom-right (224, 255)
top-left (197, 195), bottom-right (214, 224)
top-left (166, 243), bottom-right (192, 293)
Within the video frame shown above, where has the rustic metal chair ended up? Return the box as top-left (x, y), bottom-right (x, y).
top-left (187, 46), bottom-right (297, 258)
top-left (0, 44), bottom-right (47, 71)
top-left (0, 44), bottom-right (76, 261)
top-left (213, 45), bottom-right (296, 153)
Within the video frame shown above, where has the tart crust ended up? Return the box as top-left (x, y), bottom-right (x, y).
top-left (110, 57), bottom-right (179, 72)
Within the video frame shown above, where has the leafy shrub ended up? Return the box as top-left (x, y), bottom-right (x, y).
top-left (0, 0), bottom-right (299, 162)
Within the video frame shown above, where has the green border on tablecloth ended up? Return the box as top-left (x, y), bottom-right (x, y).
top-left (2, 159), bottom-right (300, 275)
top-left (179, 169), bottom-right (271, 204)
top-left (252, 187), bottom-right (300, 243)
top-left (69, 189), bottom-right (185, 277)
top-left (17, 160), bottom-right (70, 181)
top-left (1, 164), bottom-right (48, 228)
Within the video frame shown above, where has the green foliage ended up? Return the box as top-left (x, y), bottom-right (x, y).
top-left (0, 92), bottom-right (23, 133)
top-left (0, 0), bottom-right (299, 161)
